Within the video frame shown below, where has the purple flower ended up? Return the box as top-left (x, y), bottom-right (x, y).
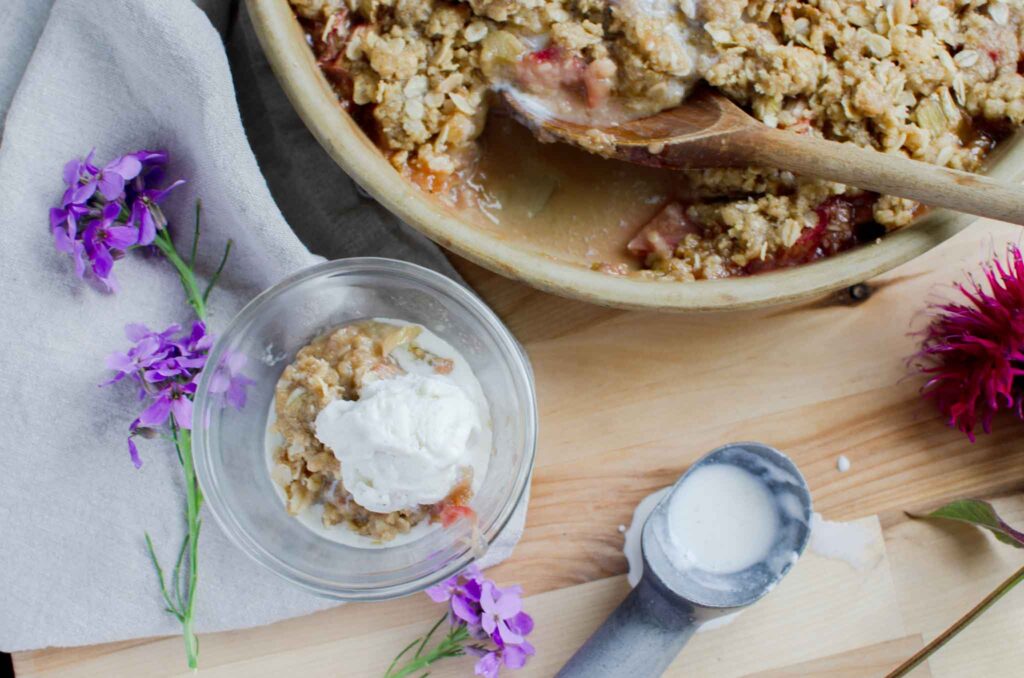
top-left (127, 322), bottom-right (183, 344)
top-left (130, 198), bottom-right (162, 246)
top-left (468, 642), bottom-right (536, 678)
top-left (126, 151), bottom-right (185, 245)
top-left (61, 150), bottom-right (99, 206)
top-left (50, 202), bottom-right (87, 236)
top-left (50, 148), bottom-right (184, 290)
top-left (479, 582), bottom-right (528, 646)
top-left (144, 322), bottom-right (211, 381)
top-left (472, 649), bottom-right (502, 678)
top-left (62, 151), bottom-right (143, 205)
top-left (133, 150), bottom-right (169, 166)
top-left (81, 202), bottom-right (137, 289)
top-left (138, 381), bottom-right (197, 429)
top-left (66, 152), bottom-right (142, 204)
top-left (104, 325), bottom-right (176, 385)
top-left (177, 321), bottom-right (214, 355)
top-left (50, 204), bottom-right (89, 278)
top-left (503, 641), bottom-right (535, 669)
top-left (413, 566), bottom-right (535, 677)
top-left (504, 609), bottom-right (534, 642)
top-left (427, 565), bottom-right (484, 625)
top-left (127, 438), bottom-right (142, 470)
top-left (105, 321), bottom-right (212, 466)
top-left (208, 351), bottom-right (256, 410)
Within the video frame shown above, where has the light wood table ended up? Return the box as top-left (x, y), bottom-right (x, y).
top-left (14, 220), bottom-right (1024, 677)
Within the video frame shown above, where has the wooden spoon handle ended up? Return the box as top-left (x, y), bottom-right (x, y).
top-left (745, 127), bottom-right (1024, 225)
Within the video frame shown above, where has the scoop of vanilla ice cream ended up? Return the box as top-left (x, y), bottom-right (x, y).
top-left (314, 372), bottom-right (482, 513)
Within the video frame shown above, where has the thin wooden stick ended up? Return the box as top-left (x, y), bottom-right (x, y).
top-left (886, 562), bottom-right (1024, 678)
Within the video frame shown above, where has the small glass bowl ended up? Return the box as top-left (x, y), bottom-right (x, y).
top-left (192, 258), bottom-right (537, 600)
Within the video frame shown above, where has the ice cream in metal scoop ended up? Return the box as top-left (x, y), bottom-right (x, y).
top-left (556, 442), bottom-right (812, 677)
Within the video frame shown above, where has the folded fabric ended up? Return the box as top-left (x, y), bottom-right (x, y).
top-left (0, 0), bottom-right (526, 652)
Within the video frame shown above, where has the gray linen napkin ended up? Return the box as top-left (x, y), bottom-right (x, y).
top-left (0, 0), bottom-right (527, 652)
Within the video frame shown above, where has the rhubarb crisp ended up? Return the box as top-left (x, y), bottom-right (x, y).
top-left (290, 0), bottom-right (1024, 279)
top-left (269, 320), bottom-right (486, 543)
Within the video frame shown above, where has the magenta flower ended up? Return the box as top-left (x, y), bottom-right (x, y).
top-left (914, 244), bottom-right (1024, 440)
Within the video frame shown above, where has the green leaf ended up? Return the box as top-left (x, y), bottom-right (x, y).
top-left (189, 200), bottom-right (202, 269)
top-left (921, 499), bottom-right (1024, 548)
top-left (414, 614), bottom-right (447, 658)
top-left (171, 534), bottom-right (189, 613)
top-left (144, 532), bottom-right (184, 621)
top-left (385, 638), bottom-right (419, 678)
top-left (202, 239), bottom-right (233, 303)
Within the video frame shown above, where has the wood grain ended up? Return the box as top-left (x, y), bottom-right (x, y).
top-left (14, 220), bottom-right (1024, 677)
top-left (748, 637), bottom-right (931, 678)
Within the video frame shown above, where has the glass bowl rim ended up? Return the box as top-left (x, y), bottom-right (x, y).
top-left (192, 257), bottom-right (538, 600)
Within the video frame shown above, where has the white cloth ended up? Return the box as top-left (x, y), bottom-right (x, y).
top-left (0, 0), bottom-right (527, 652)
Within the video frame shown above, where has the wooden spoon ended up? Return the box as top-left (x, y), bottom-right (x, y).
top-left (505, 88), bottom-right (1024, 225)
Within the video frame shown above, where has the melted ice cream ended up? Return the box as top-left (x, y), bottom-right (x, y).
top-left (665, 464), bottom-right (780, 574)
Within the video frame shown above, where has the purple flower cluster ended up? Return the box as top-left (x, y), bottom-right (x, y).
top-left (105, 322), bottom-right (212, 468)
top-left (426, 565), bottom-right (535, 677)
top-left (50, 149), bottom-right (184, 291)
top-left (105, 322), bottom-right (254, 468)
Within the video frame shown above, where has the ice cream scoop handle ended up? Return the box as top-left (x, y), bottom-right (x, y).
top-left (555, 574), bottom-right (697, 678)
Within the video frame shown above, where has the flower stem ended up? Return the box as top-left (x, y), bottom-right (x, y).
top-left (171, 421), bottom-right (203, 670)
top-left (886, 562), bottom-right (1024, 677)
top-left (153, 231), bottom-right (206, 320)
top-left (182, 614), bottom-right (199, 672)
top-left (144, 203), bottom-right (229, 670)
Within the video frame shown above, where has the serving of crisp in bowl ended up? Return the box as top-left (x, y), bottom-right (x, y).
top-left (246, 0), bottom-right (1024, 311)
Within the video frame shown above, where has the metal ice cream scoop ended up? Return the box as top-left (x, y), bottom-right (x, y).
top-left (556, 442), bottom-right (813, 677)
